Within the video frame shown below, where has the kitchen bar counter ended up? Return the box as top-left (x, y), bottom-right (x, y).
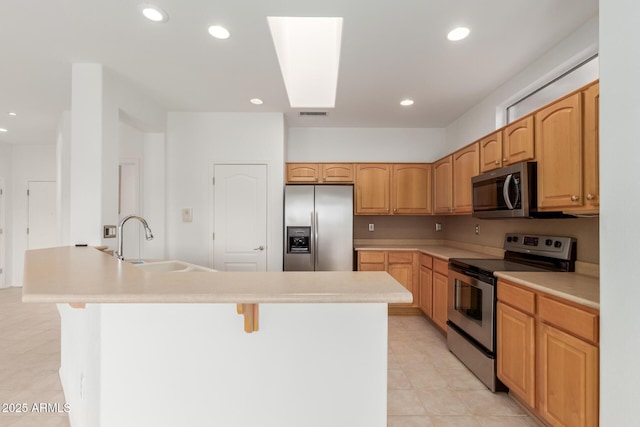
top-left (495, 271), bottom-right (600, 309)
top-left (23, 246), bottom-right (406, 427)
top-left (22, 246), bottom-right (411, 304)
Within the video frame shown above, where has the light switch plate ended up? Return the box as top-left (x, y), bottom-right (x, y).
top-left (103, 225), bottom-right (116, 239)
top-left (182, 208), bottom-right (193, 222)
top-left (368, 224), bottom-right (375, 232)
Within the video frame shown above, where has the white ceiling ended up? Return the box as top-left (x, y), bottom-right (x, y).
top-left (0, 0), bottom-right (598, 145)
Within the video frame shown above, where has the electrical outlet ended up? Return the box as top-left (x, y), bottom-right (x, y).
top-left (368, 224), bottom-right (375, 232)
top-left (475, 224), bottom-right (480, 235)
top-left (435, 222), bottom-right (442, 232)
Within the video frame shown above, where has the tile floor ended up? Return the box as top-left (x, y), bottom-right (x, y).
top-left (0, 287), bottom-right (538, 427)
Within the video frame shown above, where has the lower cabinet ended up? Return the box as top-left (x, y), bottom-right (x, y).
top-left (497, 279), bottom-right (599, 427)
top-left (418, 255), bottom-right (433, 317)
top-left (418, 255), bottom-right (448, 333)
top-left (357, 251), bottom-right (419, 312)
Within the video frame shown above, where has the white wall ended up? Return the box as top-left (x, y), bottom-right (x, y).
top-left (287, 127), bottom-right (447, 162)
top-left (142, 133), bottom-right (166, 260)
top-left (0, 143), bottom-right (12, 287)
top-left (599, 1), bottom-right (640, 424)
top-left (11, 145), bottom-right (57, 285)
top-left (166, 113), bottom-right (285, 271)
top-left (68, 64), bottom-right (167, 251)
top-left (445, 15), bottom-right (599, 151)
top-left (57, 112), bottom-right (71, 246)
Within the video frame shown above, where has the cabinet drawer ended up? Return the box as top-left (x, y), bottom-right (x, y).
top-left (498, 281), bottom-right (535, 315)
top-left (359, 263), bottom-right (386, 272)
top-left (388, 252), bottom-right (413, 264)
top-left (420, 254), bottom-right (433, 269)
top-left (538, 295), bottom-right (599, 343)
top-left (433, 258), bottom-right (448, 276)
top-left (359, 252), bottom-right (385, 264)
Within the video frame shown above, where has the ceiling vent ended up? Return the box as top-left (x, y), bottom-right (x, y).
top-left (299, 111), bottom-right (328, 117)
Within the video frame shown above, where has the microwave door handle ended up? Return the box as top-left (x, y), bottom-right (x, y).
top-left (503, 174), bottom-right (515, 209)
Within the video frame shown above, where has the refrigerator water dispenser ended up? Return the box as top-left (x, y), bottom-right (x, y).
top-left (287, 226), bottom-right (311, 253)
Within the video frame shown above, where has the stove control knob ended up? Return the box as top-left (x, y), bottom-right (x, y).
top-left (554, 241), bottom-right (562, 248)
top-left (506, 236), bottom-right (513, 243)
top-left (545, 239), bottom-right (553, 246)
top-left (512, 236), bottom-right (519, 243)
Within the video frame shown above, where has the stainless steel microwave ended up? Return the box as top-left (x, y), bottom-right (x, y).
top-left (471, 162), bottom-right (537, 219)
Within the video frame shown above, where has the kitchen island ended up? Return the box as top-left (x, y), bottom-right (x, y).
top-left (23, 247), bottom-right (411, 427)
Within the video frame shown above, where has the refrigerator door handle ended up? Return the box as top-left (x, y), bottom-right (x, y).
top-left (310, 211), bottom-right (316, 269)
top-left (314, 211), bottom-right (319, 269)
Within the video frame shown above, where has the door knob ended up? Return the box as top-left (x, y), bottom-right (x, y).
top-left (494, 160), bottom-right (500, 165)
top-left (253, 245), bottom-right (265, 251)
top-left (570, 195), bottom-right (579, 202)
top-left (586, 193), bottom-right (596, 200)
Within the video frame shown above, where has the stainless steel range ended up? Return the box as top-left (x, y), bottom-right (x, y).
top-left (447, 233), bottom-right (576, 392)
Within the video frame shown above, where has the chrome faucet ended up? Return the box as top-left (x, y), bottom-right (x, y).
top-left (115, 215), bottom-right (154, 261)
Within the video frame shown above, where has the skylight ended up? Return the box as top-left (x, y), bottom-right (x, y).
top-left (267, 17), bottom-right (343, 109)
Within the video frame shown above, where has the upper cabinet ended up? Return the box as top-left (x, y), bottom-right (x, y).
top-left (392, 164), bottom-right (432, 215)
top-left (479, 118), bottom-right (534, 173)
top-left (503, 115), bottom-right (535, 166)
top-left (535, 92), bottom-right (583, 210)
top-left (452, 143), bottom-right (479, 214)
top-left (286, 163), bottom-right (354, 184)
top-left (355, 164), bottom-right (391, 214)
top-left (433, 156), bottom-right (453, 214)
top-left (355, 163), bottom-right (432, 215)
top-left (479, 131), bottom-right (503, 173)
top-left (574, 81), bottom-right (600, 213)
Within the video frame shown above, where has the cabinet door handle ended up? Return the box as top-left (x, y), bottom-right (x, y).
top-left (571, 195), bottom-right (579, 202)
top-left (494, 160), bottom-right (500, 165)
top-left (502, 158), bottom-right (508, 162)
top-left (586, 193), bottom-right (596, 200)
top-left (253, 245), bottom-right (265, 251)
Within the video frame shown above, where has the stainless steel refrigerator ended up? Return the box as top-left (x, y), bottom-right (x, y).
top-left (284, 185), bottom-right (354, 271)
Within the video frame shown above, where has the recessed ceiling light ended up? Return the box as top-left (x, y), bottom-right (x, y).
top-left (140, 4), bottom-right (169, 23)
top-left (8, 112), bottom-right (16, 116)
top-left (0, 128), bottom-right (7, 132)
top-left (250, 98), bottom-right (264, 105)
top-left (208, 25), bottom-right (230, 40)
top-left (447, 27), bottom-right (470, 41)
top-left (400, 99), bottom-right (414, 106)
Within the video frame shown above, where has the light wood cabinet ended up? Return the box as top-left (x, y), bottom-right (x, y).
top-left (496, 301), bottom-right (535, 408)
top-left (286, 163), bottom-right (354, 183)
top-left (497, 279), bottom-right (599, 427)
top-left (452, 143), bottom-right (479, 214)
top-left (479, 131), bottom-right (503, 173)
top-left (286, 163), bottom-right (320, 183)
top-left (503, 115), bottom-right (535, 166)
top-left (392, 163), bottom-right (432, 214)
top-left (418, 254), bottom-right (433, 318)
top-left (432, 258), bottom-right (449, 332)
top-left (321, 163), bottom-right (354, 183)
top-left (537, 323), bottom-right (599, 427)
top-left (479, 121), bottom-right (533, 173)
top-left (563, 82), bottom-right (599, 214)
top-left (355, 164), bottom-right (391, 214)
top-left (535, 93), bottom-right (583, 210)
top-left (357, 250), bottom-right (419, 311)
top-left (433, 156), bottom-right (453, 214)
top-left (388, 252), bottom-right (417, 300)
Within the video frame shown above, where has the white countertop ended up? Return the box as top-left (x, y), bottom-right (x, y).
top-left (22, 247), bottom-right (412, 304)
top-left (355, 241), bottom-right (599, 310)
top-left (495, 271), bottom-right (600, 310)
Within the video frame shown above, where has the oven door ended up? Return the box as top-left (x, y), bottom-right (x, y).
top-left (447, 269), bottom-right (495, 352)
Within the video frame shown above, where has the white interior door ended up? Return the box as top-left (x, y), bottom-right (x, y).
top-left (27, 180), bottom-right (58, 249)
top-left (119, 160), bottom-right (141, 260)
top-left (213, 164), bottom-right (267, 271)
